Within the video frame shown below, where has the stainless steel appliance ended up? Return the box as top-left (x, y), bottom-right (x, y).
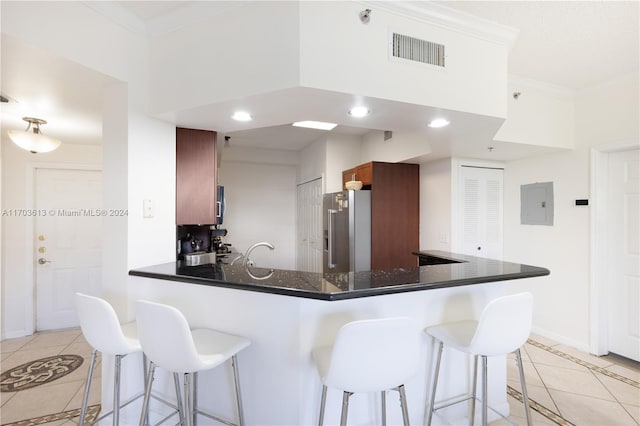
top-left (216, 185), bottom-right (225, 225)
top-left (323, 190), bottom-right (371, 273)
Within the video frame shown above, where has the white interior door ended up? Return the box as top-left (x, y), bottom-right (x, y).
top-left (460, 166), bottom-right (504, 259)
top-left (607, 148), bottom-right (640, 361)
top-left (296, 184), bottom-right (308, 272)
top-left (308, 179), bottom-right (323, 273)
top-left (35, 168), bottom-right (103, 331)
top-left (296, 178), bottom-right (323, 273)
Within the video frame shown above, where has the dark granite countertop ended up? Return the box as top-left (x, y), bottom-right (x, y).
top-left (129, 251), bottom-right (550, 301)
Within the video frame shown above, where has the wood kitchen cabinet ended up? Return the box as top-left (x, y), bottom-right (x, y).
top-left (342, 162), bottom-right (372, 188)
top-left (342, 161), bottom-right (419, 270)
top-left (176, 127), bottom-right (217, 225)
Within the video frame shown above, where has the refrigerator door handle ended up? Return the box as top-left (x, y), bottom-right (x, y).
top-left (327, 209), bottom-right (337, 269)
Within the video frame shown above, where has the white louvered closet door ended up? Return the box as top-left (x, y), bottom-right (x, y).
top-left (460, 166), bottom-right (504, 260)
top-left (296, 178), bottom-right (323, 273)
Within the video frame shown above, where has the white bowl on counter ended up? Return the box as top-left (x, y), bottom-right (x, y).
top-left (184, 252), bottom-right (215, 266)
top-left (345, 180), bottom-right (363, 190)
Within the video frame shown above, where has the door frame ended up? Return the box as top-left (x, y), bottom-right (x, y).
top-left (24, 162), bottom-right (102, 334)
top-left (590, 140), bottom-right (640, 355)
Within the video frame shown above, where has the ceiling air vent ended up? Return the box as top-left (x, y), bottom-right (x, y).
top-left (392, 33), bottom-right (445, 67)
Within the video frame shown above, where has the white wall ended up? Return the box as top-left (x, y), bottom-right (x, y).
top-left (298, 136), bottom-right (327, 185)
top-left (503, 72), bottom-right (639, 350)
top-left (1, 140), bottom-right (102, 338)
top-left (1, 2), bottom-right (149, 108)
top-left (127, 113), bottom-right (176, 269)
top-left (299, 1), bottom-right (510, 118)
top-left (219, 154), bottom-right (298, 270)
top-left (1, 2), bottom-right (176, 334)
top-left (101, 83), bottom-right (130, 320)
top-left (419, 158), bottom-right (452, 251)
top-left (495, 77), bottom-right (575, 149)
top-left (297, 133), bottom-right (362, 193)
top-left (149, 2), bottom-right (300, 114)
top-left (325, 134), bottom-right (362, 193)
top-left (361, 130), bottom-right (432, 164)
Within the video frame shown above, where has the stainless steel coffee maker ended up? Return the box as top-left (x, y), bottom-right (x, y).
top-left (210, 227), bottom-right (228, 253)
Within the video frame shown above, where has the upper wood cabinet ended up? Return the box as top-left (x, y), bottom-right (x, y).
top-left (176, 128), bottom-right (217, 225)
top-left (342, 161), bottom-right (420, 270)
top-left (342, 162), bottom-right (372, 188)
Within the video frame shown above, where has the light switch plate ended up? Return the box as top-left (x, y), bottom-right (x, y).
top-left (143, 199), bottom-right (154, 218)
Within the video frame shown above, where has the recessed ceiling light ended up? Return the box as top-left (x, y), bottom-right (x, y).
top-left (347, 106), bottom-right (370, 118)
top-left (292, 121), bottom-right (338, 131)
top-left (428, 118), bottom-right (450, 128)
top-left (231, 111), bottom-right (253, 122)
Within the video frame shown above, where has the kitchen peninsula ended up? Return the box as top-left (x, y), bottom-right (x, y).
top-left (127, 252), bottom-right (548, 425)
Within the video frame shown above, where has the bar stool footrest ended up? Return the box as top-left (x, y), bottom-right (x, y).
top-left (196, 408), bottom-right (240, 426)
top-left (89, 392), bottom-right (145, 425)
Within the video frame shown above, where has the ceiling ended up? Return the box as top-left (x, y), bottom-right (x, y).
top-left (1, 1), bottom-right (638, 160)
top-left (437, 1), bottom-right (639, 90)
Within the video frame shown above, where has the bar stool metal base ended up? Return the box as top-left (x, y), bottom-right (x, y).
top-left (426, 342), bottom-right (532, 426)
top-left (79, 350), bottom-right (183, 426)
top-left (318, 385), bottom-right (411, 426)
top-left (140, 354), bottom-right (245, 426)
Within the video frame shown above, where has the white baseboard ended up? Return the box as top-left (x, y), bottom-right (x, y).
top-left (531, 326), bottom-right (591, 353)
top-left (1, 329), bottom-right (33, 340)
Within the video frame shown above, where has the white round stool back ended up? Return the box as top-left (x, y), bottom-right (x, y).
top-left (425, 292), bottom-right (534, 426)
top-left (136, 300), bottom-right (250, 426)
top-left (75, 293), bottom-right (141, 426)
top-left (76, 293), bottom-right (140, 355)
top-left (313, 317), bottom-right (422, 426)
top-left (467, 292), bottom-right (533, 356)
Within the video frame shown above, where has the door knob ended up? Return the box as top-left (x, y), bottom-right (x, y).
top-left (38, 258), bottom-right (52, 265)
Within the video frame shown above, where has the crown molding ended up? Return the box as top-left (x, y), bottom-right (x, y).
top-left (358, 1), bottom-right (519, 49)
top-left (82, 1), bottom-right (146, 35)
top-left (145, 2), bottom-right (248, 36)
top-left (82, 1), bottom-right (248, 37)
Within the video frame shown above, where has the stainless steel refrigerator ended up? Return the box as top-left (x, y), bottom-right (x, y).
top-left (323, 190), bottom-right (371, 273)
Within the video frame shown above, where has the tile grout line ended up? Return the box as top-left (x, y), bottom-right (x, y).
top-left (525, 338), bottom-right (640, 425)
top-left (522, 342), bottom-right (564, 416)
top-left (507, 385), bottom-right (575, 426)
top-left (589, 368), bottom-right (640, 425)
top-left (527, 339), bottom-right (640, 389)
top-left (0, 404), bottom-right (101, 426)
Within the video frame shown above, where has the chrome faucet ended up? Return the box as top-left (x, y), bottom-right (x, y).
top-left (243, 241), bottom-right (275, 267)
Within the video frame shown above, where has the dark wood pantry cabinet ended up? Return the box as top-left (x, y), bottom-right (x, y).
top-left (176, 128), bottom-right (217, 225)
top-left (343, 161), bottom-right (419, 270)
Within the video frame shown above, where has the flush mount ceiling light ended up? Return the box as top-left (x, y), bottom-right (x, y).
top-left (292, 121), bottom-right (338, 131)
top-left (8, 117), bottom-right (62, 154)
top-left (427, 118), bottom-right (450, 128)
top-left (347, 106), bottom-right (370, 118)
top-left (231, 111), bottom-right (253, 122)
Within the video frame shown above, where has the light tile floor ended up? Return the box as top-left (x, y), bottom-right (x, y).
top-left (1, 329), bottom-right (101, 426)
top-left (1, 330), bottom-right (638, 425)
top-left (502, 335), bottom-right (639, 426)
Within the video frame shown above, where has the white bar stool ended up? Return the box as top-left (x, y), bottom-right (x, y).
top-left (424, 292), bottom-right (534, 426)
top-left (312, 317), bottom-right (422, 426)
top-left (75, 293), bottom-right (184, 426)
top-left (135, 300), bottom-right (251, 426)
